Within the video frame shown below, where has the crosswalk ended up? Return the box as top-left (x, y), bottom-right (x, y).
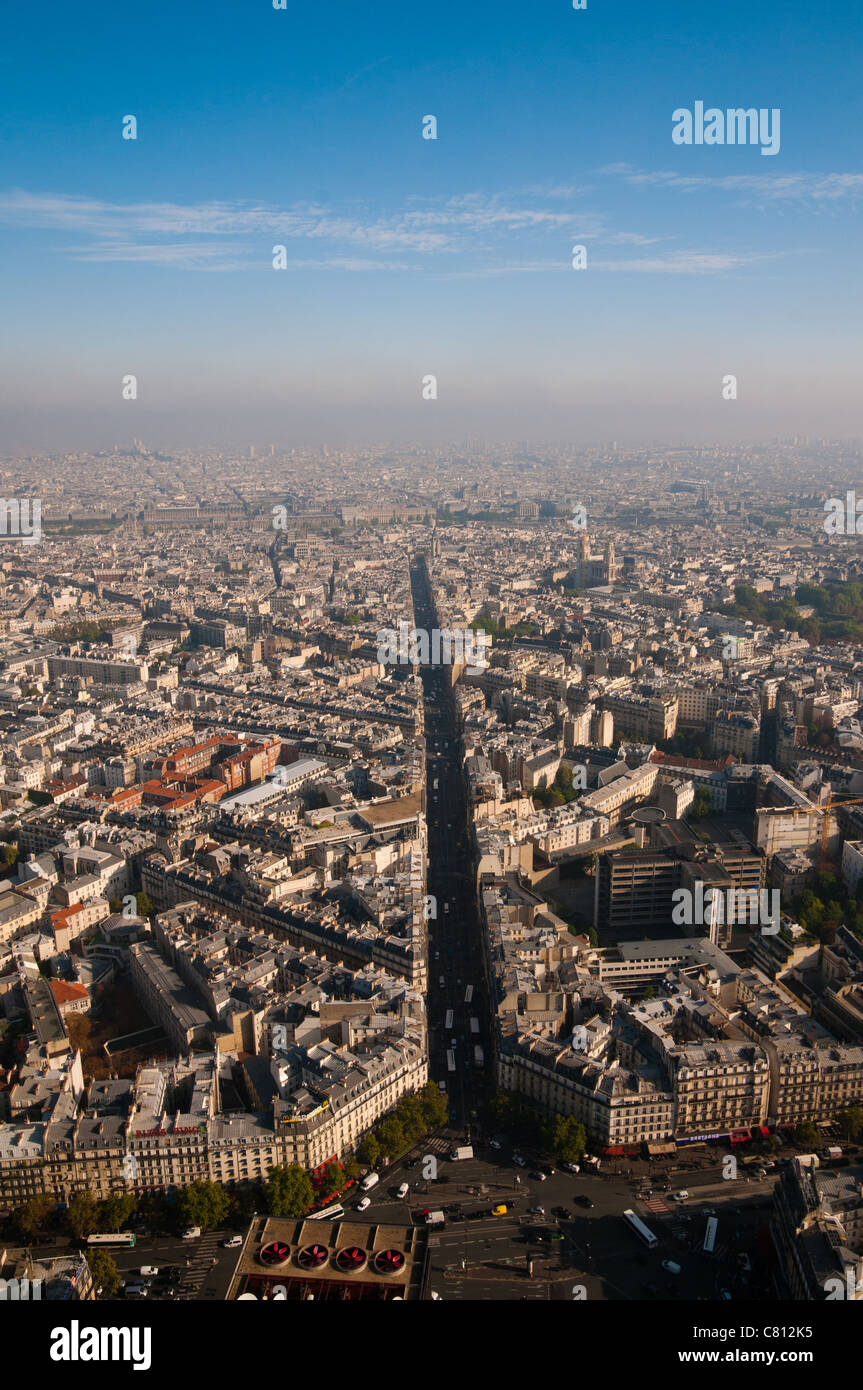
top-left (178, 1230), bottom-right (221, 1298)
top-left (642, 1196), bottom-right (671, 1216)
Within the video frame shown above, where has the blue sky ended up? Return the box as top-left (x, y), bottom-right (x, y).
top-left (1, 0), bottom-right (862, 449)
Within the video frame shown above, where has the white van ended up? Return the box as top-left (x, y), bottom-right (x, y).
top-left (182, 1226), bottom-right (201, 1240)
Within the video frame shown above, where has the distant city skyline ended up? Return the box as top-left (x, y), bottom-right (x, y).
top-left (2, 0), bottom-right (862, 449)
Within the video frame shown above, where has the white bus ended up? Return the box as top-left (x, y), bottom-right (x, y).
top-left (464, 985), bottom-right (473, 1004)
top-left (87, 1232), bottom-right (137, 1248)
top-left (445, 1009), bottom-right (454, 1031)
top-left (446, 1049), bottom-right (456, 1073)
top-left (622, 1209), bottom-right (658, 1249)
top-left (703, 1216), bottom-right (718, 1255)
top-left (308, 1204), bottom-right (345, 1221)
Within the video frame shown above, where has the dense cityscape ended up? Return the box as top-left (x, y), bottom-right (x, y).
top-left (0, 438), bottom-right (861, 1320)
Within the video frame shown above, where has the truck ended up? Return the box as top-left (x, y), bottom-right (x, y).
top-left (360, 1172), bottom-right (380, 1192)
top-left (473, 1045), bottom-right (484, 1068)
top-left (450, 1146), bottom-right (474, 1162)
top-left (425, 1211), bottom-right (446, 1228)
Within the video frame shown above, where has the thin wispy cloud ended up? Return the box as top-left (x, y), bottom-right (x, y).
top-left (600, 164), bottom-right (863, 206)
top-left (0, 188), bottom-right (773, 276)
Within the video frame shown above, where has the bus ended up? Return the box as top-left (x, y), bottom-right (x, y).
top-left (308, 1204), bottom-right (345, 1221)
top-left (87, 1232), bottom-right (137, 1248)
top-left (464, 985), bottom-right (474, 1004)
top-left (470, 1016), bottom-right (480, 1035)
top-left (622, 1209), bottom-right (658, 1249)
top-left (446, 1049), bottom-right (456, 1073)
top-left (445, 1008), bottom-right (454, 1031)
top-left (703, 1216), bottom-right (718, 1255)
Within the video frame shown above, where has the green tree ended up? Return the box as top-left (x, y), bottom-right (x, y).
top-left (85, 1248), bottom-right (122, 1299)
top-left (100, 1193), bottom-right (137, 1232)
top-left (837, 1107), bottom-right (863, 1141)
top-left (357, 1134), bottom-right (381, 1167)
top-left (177, 1179), bottom-right (231, 1231)
top-left (265, 1164), bottom-right (315, 1219)
top-left (317, 1161), bottom-right (344, 1201)
top-left (692, 788), bottom-right (712, 819)
top-left (793, 1121), bottom-right (821, 1149)
top-left (13, 1195), bottom-right (53, 1239)
top-left (396, 1095), bottom-right (427, 1145)
top-left (377, 1115), bottom-right (406, 1158)
top-left (551, 1115), bottom-right (587, 1165)
top-left (418, 1081), bottom-right (448, 1130)
top-left (65, 1192), bottom-right (101, 1240)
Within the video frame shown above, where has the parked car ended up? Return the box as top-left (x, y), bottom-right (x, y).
top-left (489, 1139), bottom-right (502, 1151)
top-left (661, 1260), bottom-right (681, 1274)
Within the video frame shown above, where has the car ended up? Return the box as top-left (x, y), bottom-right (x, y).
top-left (662, 1260), bottom-right (681, 1274)
top-left (489, 1139), bottom-right (502, 1151)
top-left (552, 1206), bottom-right (571, 1220)
top-left (573, 1195), bottom-right (593, 1208)
top-left (124, 1283), bottom-right (149, 1299)
top-left (139, 1265), bottom-right (159, 1278)
top-left (720, 1289), bottom-right (732, 1301)
top-left (528, 1205), bottom-right (545, 1216)
top-left (397, 1183), bottom-right (410, 1199)
top-left (671, 1190), bottom-right (689, 1202)
top-left (182, 1226), bottom-right (201, 1240)
top-left (530, 1171), bottom-right (547, 1182)
top-left (513, 1154), bottom-right (527, 1167)
top-left (222, 1235), bottom-right (243, 1249)
top-left (356, 1197), bottom-right (371, 1212)
top-left (561, 1162), bottom-right (580, 1174)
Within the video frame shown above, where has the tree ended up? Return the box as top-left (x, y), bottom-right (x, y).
top-left (357, 1134), bottom-right (381, 1167)
top-left (85, 1248), bottom-right (122, 1299)
top-left (377, 1115), bottom-right (406, 1158)
top-left (692, 788), bottom-right (712, 819)
top-left (100, 1193), bottom-right (137, 1232)
top-left (418, 1080), bottom-right (448, 1130)
top-left (65, 1192), bottom-right (101, 1240)
top-left (396, 1095), bottom-right (427, 1145)
top-left (13, 1195), bottom-right (53, 1239)
top-left (177, 1179), bottom-right (231, 1231)
top-left (316, 1161), bottom-right (344, 1201)
top-left (793, 1121), bottom-right (821, 1149)
top-left (837, 1107), bottom-right (863, 1141)
top-left (265, 1165), bottom-right (314, 1218)
top-left (550, 1115), bottom-right (587, 1165)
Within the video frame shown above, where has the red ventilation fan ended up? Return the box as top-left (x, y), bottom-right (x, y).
top-left (297, 1244), bottom-right (329, 1269)
top-left (374, 1249), bottom-right (405, 1275)
top-left (335, 1246), bottom-right (367, 1272)
top-left (258, 1241), bottom-right (290, 1266)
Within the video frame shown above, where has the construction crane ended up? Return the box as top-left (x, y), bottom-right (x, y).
top-left (790, 795), bottom-right (863, 869)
